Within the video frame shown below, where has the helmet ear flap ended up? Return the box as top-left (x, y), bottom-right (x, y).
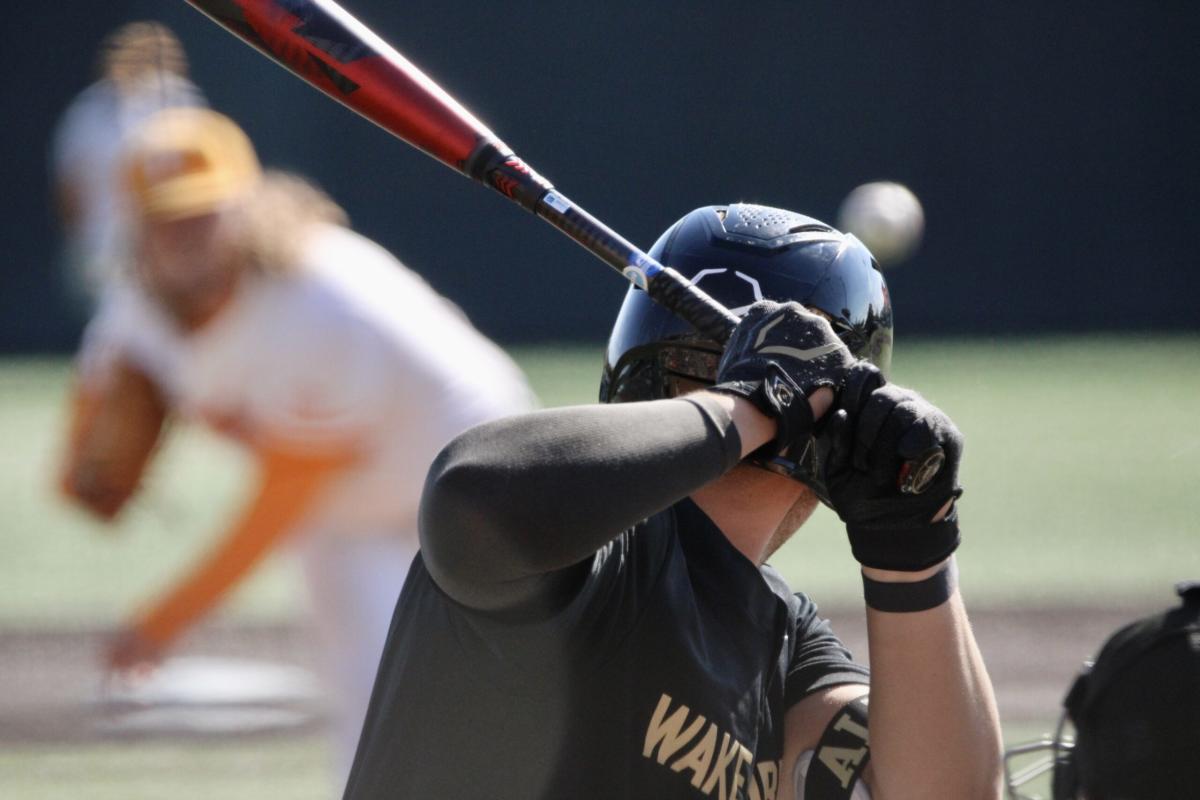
top-left (598, 370), bottom-right (613, 404)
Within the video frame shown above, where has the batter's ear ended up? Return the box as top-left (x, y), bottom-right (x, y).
top-left (802, 695), bottom-right (872, 800)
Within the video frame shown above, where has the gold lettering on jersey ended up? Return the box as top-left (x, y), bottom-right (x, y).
top-left (672, 722), bottom-right (718, 787)
top-left (644, 694), bottom-right (707, 764)
top-left (818, 745), bottom-right (869, 789)
top-left (832, 710), bottom-right (870, 742)
top-left (748, 761), bottom-right (778, 800)
top-left (643, 693), bottom-right (781, 800)
top-left (731, 743), bottom-right (753, 797)
top-left (700, 732), bottom-right (740, 796)
top-left (817, 705), bottom-right (870, 788)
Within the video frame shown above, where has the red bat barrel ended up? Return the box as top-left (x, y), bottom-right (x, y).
top-left (185, 0), bottom-right (495, 173)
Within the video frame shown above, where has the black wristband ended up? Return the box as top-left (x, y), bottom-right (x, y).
top-left (862, 559), bottom-right (958, 613)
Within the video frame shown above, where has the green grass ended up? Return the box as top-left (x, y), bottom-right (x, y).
top-left (1, 336), bottom-right (1197, 629)
top-left (0, 727), bottom-right (1056, 799)
top-left (0, 737), bottom-right (332, 800)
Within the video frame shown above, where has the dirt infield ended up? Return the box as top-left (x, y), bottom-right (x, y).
top-left (0, 600), bottom-right (1161, 746)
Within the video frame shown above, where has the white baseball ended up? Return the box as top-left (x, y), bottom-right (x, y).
top-left (837, 181), bottom-right (925, 267)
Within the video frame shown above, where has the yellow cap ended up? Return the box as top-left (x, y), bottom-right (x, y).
top-left (124, 108), bottom-right (262, 221)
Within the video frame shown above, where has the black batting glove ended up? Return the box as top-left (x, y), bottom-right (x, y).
top-left (710, 300), bottom-right (855, 461)
top-left (825, 368), bottom-right (965, 571)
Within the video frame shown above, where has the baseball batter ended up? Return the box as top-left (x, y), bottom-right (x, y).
top-left (344, 205), bottom-right (1003, 799)
top-left (58, 107), bottom-right (535, 774)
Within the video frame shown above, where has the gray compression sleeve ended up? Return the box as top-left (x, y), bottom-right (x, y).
top-left (419, 395), bottom-right (743, 612)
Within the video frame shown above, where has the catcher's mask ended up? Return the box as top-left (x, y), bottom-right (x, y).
top-left (1003, 581), bottom-right (1200, 799)
top-left (600, 203), bottom-right (892, 501)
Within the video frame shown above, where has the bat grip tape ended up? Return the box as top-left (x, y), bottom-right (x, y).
top-left (647, 267), bottom-right (738, 343)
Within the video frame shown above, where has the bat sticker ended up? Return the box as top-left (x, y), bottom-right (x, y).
top-left (543, 192), bottom-right (571, 213)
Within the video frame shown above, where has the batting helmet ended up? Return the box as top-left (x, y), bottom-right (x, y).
top-left (600, 203), bottom-right (893, 495)
top-left (1004, 581), bottom-right (1200, 799)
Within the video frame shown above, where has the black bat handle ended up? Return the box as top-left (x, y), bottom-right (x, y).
top-left (468, 143), bottom-right (739, 343)
top-left (538, 193), bottom-right (739, 343)
top-left (644, 267), bottom-right (738, 344)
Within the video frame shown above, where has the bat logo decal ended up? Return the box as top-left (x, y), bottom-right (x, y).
top-left (492, 172), bottom-right (520, 199)
top-left (236, 0), bottom-right (364, 96)
top-left (504, 157), bottom-right (531, 175)
top-left (277, 0), bottom-right (371, 62)
top-left (307, 54), bottom-right (359, 94)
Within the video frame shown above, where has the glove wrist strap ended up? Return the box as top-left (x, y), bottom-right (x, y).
top-left (846, 507), bottom-right (961, 571)
top-left (710, 366), bottom-right (813, 459)
top-left (862, 559), bottom-right (958, 613)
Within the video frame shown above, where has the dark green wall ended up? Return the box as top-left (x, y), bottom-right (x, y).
top-left (5, 1), bottom-right (1198, 351)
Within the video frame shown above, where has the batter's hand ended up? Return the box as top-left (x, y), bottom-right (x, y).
top-left (825, 370), bottom-right (964, 571)
top-left (710, 300), bottom-right (854, 461)
top-left (106, 627), bottom-right (167, 677)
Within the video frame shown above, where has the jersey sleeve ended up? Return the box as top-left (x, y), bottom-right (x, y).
top-left (784, 590), bottom-right (871, 706)
top-left (419, 394), bottom-right (742, 613)
top-left (421, 509), bottom-right (676, 681)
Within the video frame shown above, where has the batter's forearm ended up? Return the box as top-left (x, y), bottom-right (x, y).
top-left (861, 563), bottom-right (1003, 800)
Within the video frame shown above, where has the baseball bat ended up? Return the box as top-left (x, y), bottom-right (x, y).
top-left (184, 0), bottom-right (943, 494)
top-left (182, 0), bottom-right (738, 344)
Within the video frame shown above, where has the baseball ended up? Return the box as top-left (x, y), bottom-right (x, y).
top-left (837, 181), bottom-right (925, 267)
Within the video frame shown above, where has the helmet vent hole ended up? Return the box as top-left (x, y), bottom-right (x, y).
top-left (724, 205), bottom-right (835, 241)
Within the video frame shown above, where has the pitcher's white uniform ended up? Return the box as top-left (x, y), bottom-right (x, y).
top-left (82, 222), bottom-right (535, 771)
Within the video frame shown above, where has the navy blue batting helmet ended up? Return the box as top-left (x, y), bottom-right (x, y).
top-left (599, 203), bottom-right (893, 498)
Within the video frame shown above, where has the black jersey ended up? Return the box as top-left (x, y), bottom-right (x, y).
top-left (344, 498), bottom-right (867, 799)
